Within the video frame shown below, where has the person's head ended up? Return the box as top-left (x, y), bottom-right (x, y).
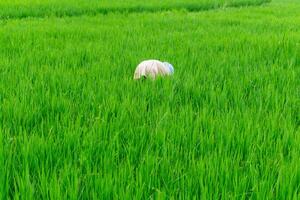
top-left (163, 62), bottom-right (174, 74)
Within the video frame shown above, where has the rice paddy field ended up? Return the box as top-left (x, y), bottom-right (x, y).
top-left (0, 0), bottom-right (299, 199)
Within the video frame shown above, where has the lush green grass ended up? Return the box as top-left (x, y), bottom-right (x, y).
top-left (0, 0), bottom-right (299, 199)
top-left (0, 0), bottom-right (271, 19)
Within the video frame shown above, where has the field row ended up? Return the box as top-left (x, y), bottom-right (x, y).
top-left (0, 0), bottom-right (271, 19)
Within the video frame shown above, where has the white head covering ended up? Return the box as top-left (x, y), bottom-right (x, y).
top-left (163, 62), bottom-right (174, 74)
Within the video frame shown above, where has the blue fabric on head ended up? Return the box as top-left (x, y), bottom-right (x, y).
top-left (164, 62), bottom-right (174, 74)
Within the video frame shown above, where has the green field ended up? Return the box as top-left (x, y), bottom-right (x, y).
top-left (0, 0), bottom-right (270, 19)
top-left (0, 0), bottom-right (299, 199)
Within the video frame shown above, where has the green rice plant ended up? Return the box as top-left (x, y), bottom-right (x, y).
top-left (0, 0), bottom-right (271, 19)
top-left (0, 0), bottom-right (299, 199)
